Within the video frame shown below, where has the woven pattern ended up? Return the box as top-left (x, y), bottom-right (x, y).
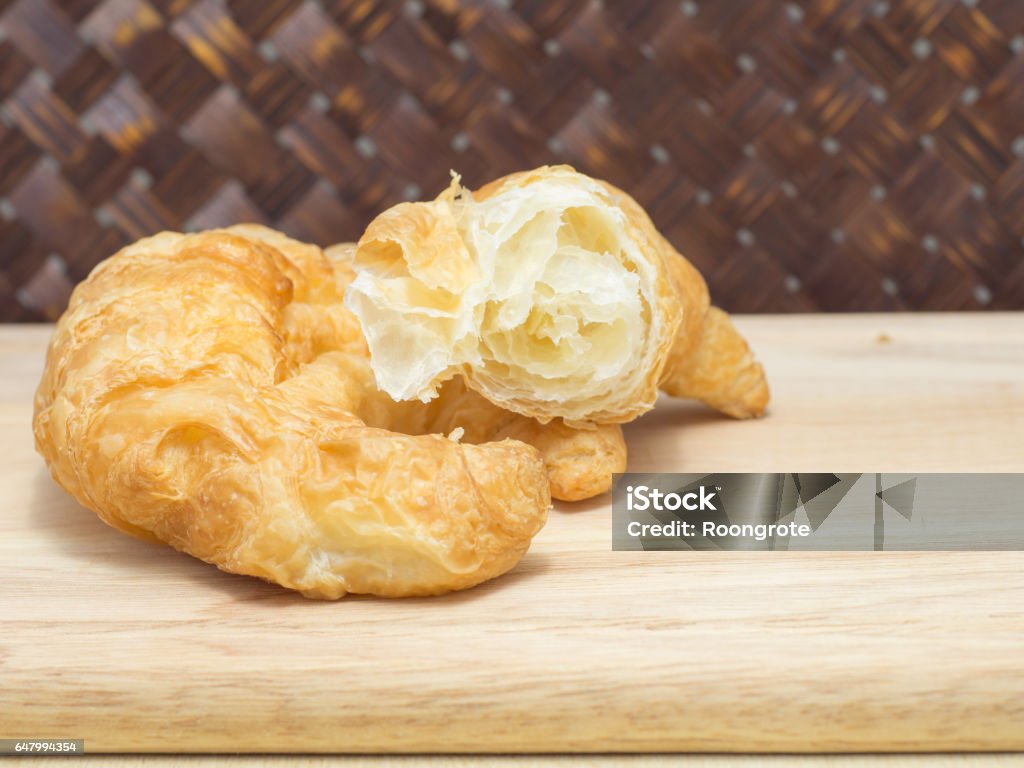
top-left (2, 0), bottom-right (1023, 320)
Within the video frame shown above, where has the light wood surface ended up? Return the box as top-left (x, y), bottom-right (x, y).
top-left (1, 315), bottom-right (1022, 754)
top-left (11, 756), bottom-right (1024, 767)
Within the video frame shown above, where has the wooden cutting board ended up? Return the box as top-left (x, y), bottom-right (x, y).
top-left (1, 314), bottom-right (1022, 754)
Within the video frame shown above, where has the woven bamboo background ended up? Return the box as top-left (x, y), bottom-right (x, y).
top-left (1, 0), bottom-right (1023, 320)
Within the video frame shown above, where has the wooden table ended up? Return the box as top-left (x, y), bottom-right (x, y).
top-left (1, 314), bottom-right (1022, 757)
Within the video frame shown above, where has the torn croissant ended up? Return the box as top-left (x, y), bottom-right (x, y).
top-left (33, 226), bottom-right (552, 599)
top-left (327, 243), bottom-right (626, 503)
top-left (345, 165), bottom-right (769, 425)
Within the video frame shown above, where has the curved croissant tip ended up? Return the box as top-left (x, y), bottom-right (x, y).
top-left (719, 371), bottom-right (771, 419)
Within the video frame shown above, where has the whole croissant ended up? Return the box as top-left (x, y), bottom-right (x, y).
top-left (34, 226), bottom-right (559, 598)
top-left (345, 165), bottom-right (769, 425)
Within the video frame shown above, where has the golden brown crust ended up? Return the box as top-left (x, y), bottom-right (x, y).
top-left (639, 213), bottom-right (769, 419)
top-left (660, 306), bottom-right (770, 419)
top-left (33, 226), bottom-right (550, 599)
top-left (496, 418), bottom-right (626, 502)
top-left (360, 374), bottom-right (626, 502)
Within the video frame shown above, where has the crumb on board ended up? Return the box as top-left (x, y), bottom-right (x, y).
top-left (876, 332), bottom-right (892, 344)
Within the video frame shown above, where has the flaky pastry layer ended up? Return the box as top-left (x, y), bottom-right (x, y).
top-left (345, 166), bottom-right (769, 425)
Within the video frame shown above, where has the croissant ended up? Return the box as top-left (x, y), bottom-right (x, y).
top-left (33, 226), bottom-right (558, 599)
top-left (362, 374), bottom-right (626, 503)
top-left (345, 165), bottom-right (769, 425)
top-left (326, 244), bottom-right (626, 502)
